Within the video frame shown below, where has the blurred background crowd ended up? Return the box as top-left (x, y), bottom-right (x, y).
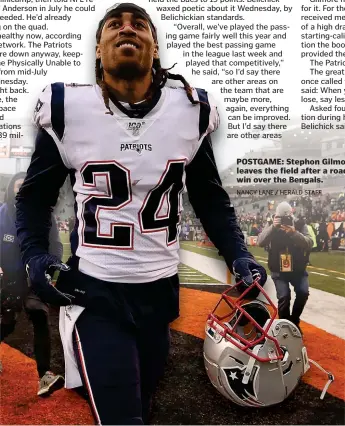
top-left (181, 191), bottom-right (345, 252)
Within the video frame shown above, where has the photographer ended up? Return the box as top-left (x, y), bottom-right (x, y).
top-left (0, 172), bottom-right (64, 396)
top-left (257, 201), bottom-right (313, 333)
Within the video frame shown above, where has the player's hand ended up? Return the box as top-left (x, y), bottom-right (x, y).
top-left (26, 254), bottom-right (74, 306)
top-left (273, 216), bottom-right (281, 227)
top-left (281, 225), bottom-right (295, 234)
top-left (232, 257), bottom-right (267, 297)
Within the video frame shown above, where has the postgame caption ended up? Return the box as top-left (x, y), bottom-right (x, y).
top-left (235, 158), bottom-right (345, 185)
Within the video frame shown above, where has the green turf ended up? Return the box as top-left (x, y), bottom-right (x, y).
top-left (60, 234), bottom-right (345, 297)
top-left (60, 232), bottom-right (71, 263)
top-left (249, 246), bottom-right (345, 275)
top-left (180, 241), bottom-right (345, 298)
top-left (178, 264), bottom-right (220, 283)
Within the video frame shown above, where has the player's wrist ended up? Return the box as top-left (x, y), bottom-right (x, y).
top-left (24, 249), bottom-right (50, 268)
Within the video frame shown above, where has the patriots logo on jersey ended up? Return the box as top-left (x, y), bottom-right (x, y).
top-left (120, 143), bottom-right (152, 154)
top-left (33, 98), bottom-right (44, 123)
top-left (34, 99), bottom-right (43, 114)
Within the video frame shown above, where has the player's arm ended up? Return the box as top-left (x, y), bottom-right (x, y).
top-left (185, 134), bottom-right (251, 271)
top-left (15, 83), bottom-right (72, 305)
top-left (185, 89), bottom-right (266, 288)
top-left (15, 128), bottom-right (72, 305)
top-left (15, 129), bottom-right (69, 265)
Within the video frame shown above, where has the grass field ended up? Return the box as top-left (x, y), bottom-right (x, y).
top-left (59, 233), bottom-right (345, 296)
top-left (181, 241), bottom-right (345, 297)
top-left (59, 232), bottom-right (345, 296)
top-left (60, 231), bottom-right (71, 261)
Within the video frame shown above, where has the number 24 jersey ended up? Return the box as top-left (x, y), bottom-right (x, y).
top-left (34, 83), bottom-right (219, 283)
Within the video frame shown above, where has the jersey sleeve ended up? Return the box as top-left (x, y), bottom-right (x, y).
top-left (33, 83), bottom-right (71, 168)
top-left (33, 85), bottom-right (52, 129)
top-left (16, 83), bottom-right (70, 265)
top-left (187, 88), bottom-right (220, 165)
top-left (16, 128), bottom-right (70, 264)
top-left (194, 88), bottom-right (220, 140)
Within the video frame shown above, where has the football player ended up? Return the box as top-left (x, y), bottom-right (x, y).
top-left (15, 3), bottom-right (267, 424)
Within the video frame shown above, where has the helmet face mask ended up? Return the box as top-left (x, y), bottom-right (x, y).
top-left (226, 301), bottom-right (272, 347)
top-left (204, 278), bottom-right (309, 407)
top-left (206, 279), bottom-right (283, 362)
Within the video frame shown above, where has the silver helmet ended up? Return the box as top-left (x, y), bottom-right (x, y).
top-left (203, 278), bottom-right (310, 407)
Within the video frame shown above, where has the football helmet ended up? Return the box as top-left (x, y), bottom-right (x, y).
top-left (204, 278), bottom-right (309, 407)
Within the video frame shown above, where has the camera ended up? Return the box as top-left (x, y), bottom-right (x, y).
top-left (280, 216), bottom-right (293, 226)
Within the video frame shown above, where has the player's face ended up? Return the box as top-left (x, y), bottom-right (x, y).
top-left (13, 178), bottom-right (24, 195)
top-left (96, 12), bottom-right (159, 80)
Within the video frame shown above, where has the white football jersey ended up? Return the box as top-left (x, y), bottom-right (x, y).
top-left (35, 84), bottom-right (219, 283)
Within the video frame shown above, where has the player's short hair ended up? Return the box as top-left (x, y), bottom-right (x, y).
top-left (95, 2), bottom-right (198, 114)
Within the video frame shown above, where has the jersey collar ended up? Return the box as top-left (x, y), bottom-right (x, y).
top-left (95, 85), bottom-right (166, 119)
top-left (111, 89), bottom-right (162, 119)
